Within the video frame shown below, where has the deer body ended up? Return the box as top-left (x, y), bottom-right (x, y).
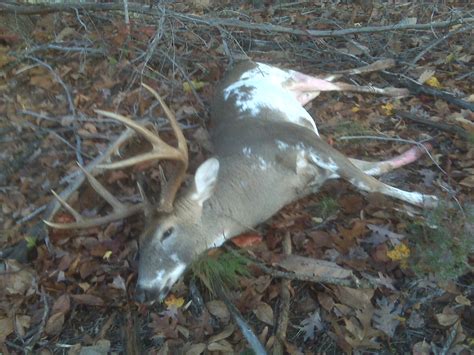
top-left (135, 61), bottom-right (437, 301)
top-left (46, 60), bottom-right (438, 303)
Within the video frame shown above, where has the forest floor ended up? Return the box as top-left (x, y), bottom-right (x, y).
top-left (0, 1), bottom-right (473, 354)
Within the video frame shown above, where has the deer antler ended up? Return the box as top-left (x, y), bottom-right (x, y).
top-left (44, 84), bottom-right (188, 229)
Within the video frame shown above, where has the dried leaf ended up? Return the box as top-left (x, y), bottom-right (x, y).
top-left (408, 311), bottom-right (425, 329)
top-left (0, 317), bottom-right (14, 341)
top-left (366, 224), bottom-right (405, 245)
top-left (231, 233), bottom-right (263, 247)
top-left (162, 294), bottom-right (185, 319)
top-left (206, 300), bottom-right (230, 322)
top-left (412, 340), bottom-right (431, 355)
top-left (45, 312), bottom-right (65, 336)
top-left (435, 313), bottom-right (459, 326)
top-left (372, 297), bottom-right (402, 337)
top-left (207, 339), bottom-right (233, 352)
top-left (253, 302), bottom-right (274, 326)
top-left (208, 324), bottom-right (234, 343)
top-left (71, 294), bottom-right (104, 306)
top-left (276, 255), bottom-right (353, 280)
top-left (0, 260), bottom-right (36, 296)
top-left (418, 69), bottom-right (436, 84)
top-left (52, 294), bottom-right (71, 315)
top-left (387, 243), bottom-right (410, 261)
top-left (299, 310), bottom-right (324, 341)
top-left (333, 286), bottom-right (374, 311)
top-left (185, 343), bottom-right (207, 355)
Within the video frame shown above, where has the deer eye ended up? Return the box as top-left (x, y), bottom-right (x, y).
top-left (162, 227), bottom-right (174, 241)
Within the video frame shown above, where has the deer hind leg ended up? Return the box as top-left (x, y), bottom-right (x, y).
top-left (349, 144), bottom-right (431, 176)
top-left (284, 59), bottom-right (408, 105)
top-left (307, 148), bottom-right (438, 208)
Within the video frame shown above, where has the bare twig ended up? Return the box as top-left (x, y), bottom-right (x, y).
top-left (25, 56), bottom-right (76, 115)
top-left (1, 2), bottom-right (472, 38)
top-left (396, 110), bottom-right (471, 140)
top-left (273, 232), bottom-right (292, 355)
top-left (409, 24), bottom-right (474, 67)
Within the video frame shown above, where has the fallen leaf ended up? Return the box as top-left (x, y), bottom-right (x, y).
top-left (183, 80), bottom-right (207, 93)
top-left (412, 340), bottom-right (431, 355)
top-left (387, 243), bottom-right (410, 261)
top-left (185, 343), bottom-right (207, 355)
top-left (418, 69), bottom-right (436, 84)
top-left (0, 317), bottom-right (14, 341)
top-left (455, 295), bottom-right (471, 306)
top-left (71, 294), bottom-right (104, 306)
top-left (407, 311), bottom-right (424, 329)
top-left (253, 302), bottom-right (274, 326)
top-left (435, 313), bottom-right (459, 326)
top-left (426, 76), bottom-right (442, 88)
top-left (299, 310), bottom-right (324, 341)
top-left (372, 297), bottom-right (402, 337)
top-left (206, 300), bottom-right (230, 323)
top-left (208, 324), bottom-right (234, 344)
top-left (163, 294), bottom-right (185, 318)
top-left (277, 255), bottom-right (353, 280)
top-left (231, 233), bottom-right (263, 247)
top-left (52, 294), bottom-right (71, 315)
top-left (0, 260), bottom-right (36, 296)
top-left (45, 312), bottom-right (65, 336)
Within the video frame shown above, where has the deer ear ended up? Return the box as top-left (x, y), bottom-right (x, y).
top-left (191, 158), bottom-right (219, 206)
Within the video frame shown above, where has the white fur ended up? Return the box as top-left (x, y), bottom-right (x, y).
top-left (191, 158), bottom-right (220, 205)
top-left (223, 63), bottom-right (319, 135)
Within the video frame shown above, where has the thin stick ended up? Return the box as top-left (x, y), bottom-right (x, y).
top-left (1, 2), bottom-right (472, 38)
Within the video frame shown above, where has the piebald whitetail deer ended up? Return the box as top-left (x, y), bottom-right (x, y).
top-left (45, 60), bottom-right (438, 303)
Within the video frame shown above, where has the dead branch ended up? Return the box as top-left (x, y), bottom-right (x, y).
top-left (273, 232), bottom-right (292, 355)
top-left (396, 111), bottom-right (471, 140)
top-left (382, 72), bottom-right (474, 111)
top-left (1, 2), bottom-right (473, 38)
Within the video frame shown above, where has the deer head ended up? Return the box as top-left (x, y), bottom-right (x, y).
top-left (44, 84), bottom-right (212, 303)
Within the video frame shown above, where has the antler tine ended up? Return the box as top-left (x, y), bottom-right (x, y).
top-left (95, 84), bottom-right (188, 212)
top-left (141, 83), bottom-right (188, 159)
top-left (44, 162), bottom-right (145, 229)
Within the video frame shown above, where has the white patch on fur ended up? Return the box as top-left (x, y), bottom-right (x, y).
top-left (309, 152), bottom-right (339, 171)
top-left (140, 270), bottom-right (165, 288)
top-left (209, 230), bottom-right (229, 248)
top-left (350, 178), bottom-right (369, 191)
top-left (276, 140), bottom-right (289, 151)
top-left (363, 166), bottom-right (382, 176)
top-left (243, 146), bottom-right (252, 157)
top-left (166, 263), bottom-right (186, 286)
top-left (257, 156), bottom-right (269, 170)
top-left (296, 150), bottom-right (308, 173)
top-left (223, 63), bottom-right (319, 135)
top-left (170, 254), bottom-right (181, 263)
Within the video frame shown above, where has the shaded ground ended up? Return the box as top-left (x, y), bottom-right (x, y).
top-left (0, 1), bottom-right (473, 354)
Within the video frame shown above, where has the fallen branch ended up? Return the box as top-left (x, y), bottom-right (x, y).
top-left (382, 72), bottom-right (474, 111)
top-left (1, 2), bottom-right (473, 38)
top-left (396, 110), bottom-right (471, 140)
top-left (272, 232), bottom-right (291, 355)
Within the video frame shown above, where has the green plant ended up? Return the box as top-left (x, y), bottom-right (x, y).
top-left (408, 202), bottom-right (473, 280)
top-left (191, 249), bottom-right (251, 293)
top-left (312, 197), bottom-right (339, 220)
